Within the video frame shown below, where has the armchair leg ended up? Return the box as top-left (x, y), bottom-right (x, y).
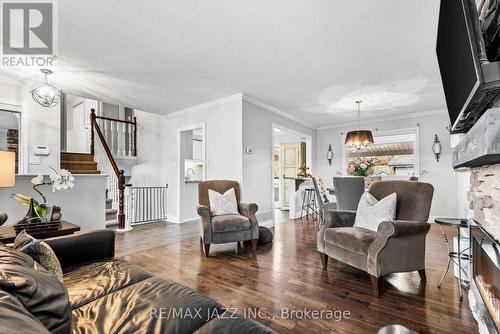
top-left (319, 253), bottom-right (328, 270)
top-left (203, 244), bottom-right (210, 257)
top-left (370, 275), bottom-right (382, 296)
top-left (418, 269), bottom-right (427, 282)
top-left (251, 239), bottom-right (257, 252)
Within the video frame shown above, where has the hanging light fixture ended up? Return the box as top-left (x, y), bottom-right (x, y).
top-left (31, 69), bottom-right (61, 108)
top-left (344, 100), bottom-right (374, 152)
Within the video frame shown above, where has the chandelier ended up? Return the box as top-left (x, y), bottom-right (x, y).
top-left (344, 100), bottom-right (374, 152)
top-left (31, 69), bottom-right (61, 108)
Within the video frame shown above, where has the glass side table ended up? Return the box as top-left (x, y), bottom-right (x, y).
top-left (434, 218), bottom-right (471, 301)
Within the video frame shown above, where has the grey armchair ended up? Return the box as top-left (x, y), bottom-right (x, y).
top-left (197, 180), bottom-right (259, 257)
top-left (317, 180), bottom-right (434, 296)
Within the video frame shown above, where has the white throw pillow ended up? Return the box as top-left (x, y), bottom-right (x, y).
top-left (208, 188), bottom-right (239, 216)
top-left (353, 192), bottom-right (397, 232)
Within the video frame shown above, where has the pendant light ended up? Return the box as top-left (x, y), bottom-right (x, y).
top-left (31, 69), bottom-right (61, 108)
top-left (344, 100), bottom-right (374, 152)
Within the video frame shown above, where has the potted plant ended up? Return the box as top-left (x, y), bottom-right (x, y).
top-left (11, 167), bottom-right (75, 224)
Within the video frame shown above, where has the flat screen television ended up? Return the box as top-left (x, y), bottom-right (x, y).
top-left (436, 0), bottom-right (500, 133)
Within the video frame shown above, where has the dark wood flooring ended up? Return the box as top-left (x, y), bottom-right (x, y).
top-left (115, 219), bottom-right (477, 334)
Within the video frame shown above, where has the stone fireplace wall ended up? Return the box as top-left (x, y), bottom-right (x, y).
top-left (469, 164), bottom-right (500, 241)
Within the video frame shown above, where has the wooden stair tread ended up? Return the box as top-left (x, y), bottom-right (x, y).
top-left (67, 170), bottom-right (101, 174)
top-left (61, 152), bottom-right (94, 162)
top-left (61, 160), bottom-right (97, 165)
top-left (106, 208), bottom-right (118, 214)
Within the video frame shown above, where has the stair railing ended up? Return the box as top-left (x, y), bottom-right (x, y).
top-left (90, 108), bottom-right (131, 230)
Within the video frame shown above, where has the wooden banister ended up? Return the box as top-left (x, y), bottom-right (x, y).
top-left (90, 108), bottom-right (126, 229)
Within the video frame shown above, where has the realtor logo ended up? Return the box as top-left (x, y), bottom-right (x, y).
top-left (1, 0), bottom-right (58, 66)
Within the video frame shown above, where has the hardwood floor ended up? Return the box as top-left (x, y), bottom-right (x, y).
top-left (116, 219), bottom-right (477, 334)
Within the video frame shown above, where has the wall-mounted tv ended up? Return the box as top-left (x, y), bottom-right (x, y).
top-left (436, 0), bottom-right (500, 133)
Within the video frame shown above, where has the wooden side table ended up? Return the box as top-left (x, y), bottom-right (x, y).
top-left (0, 221), bottom-right (80, 244)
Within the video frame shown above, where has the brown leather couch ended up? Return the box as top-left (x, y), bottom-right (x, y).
top-left (0, 230), bottom-right (276, 334)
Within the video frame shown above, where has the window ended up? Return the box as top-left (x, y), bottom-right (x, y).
top-left (343, 128), bottom-right (419, 178)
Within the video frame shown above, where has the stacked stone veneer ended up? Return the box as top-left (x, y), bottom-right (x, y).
top-left (469, 164), bottom-right (500, 241)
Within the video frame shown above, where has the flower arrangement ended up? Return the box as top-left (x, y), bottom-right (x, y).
top-left (11, 168), bottom-right (75, 218)
top-left (347, 158), bottom-right (374, 176)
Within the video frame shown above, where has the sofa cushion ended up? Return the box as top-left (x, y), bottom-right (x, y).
top-left (324, 227), bottom-right (377, 255)
top-left (354, 192), bottom-right (397, 232)
top-left (208, 188), bottom-right (239, 216)
top-left (71, 276), bottom-right (223, 334)
top-left (14, 230), bottom-right (64, 282)
top-left (194, 316), bottom-right (276, 334)
top-left (211, 215), bottom-right (250, 233)
top-left (63, 258), bottom-right (153, 309)
top-left (0, 245), bottom-right (71, 334)
top-left (0, 290), bottom-right (50, 334)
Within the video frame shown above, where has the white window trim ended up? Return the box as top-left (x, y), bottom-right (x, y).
top-left (341, 127), bottom-right (420, 178)
top-left (0, 98), bottom-right (28, 174)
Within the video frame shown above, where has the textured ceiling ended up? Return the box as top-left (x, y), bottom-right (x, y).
top-left (0, 0), bottom-right (447, 128)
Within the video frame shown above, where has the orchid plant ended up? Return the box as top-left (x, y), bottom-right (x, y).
top-left (11, 168), bottom-right (75, 218)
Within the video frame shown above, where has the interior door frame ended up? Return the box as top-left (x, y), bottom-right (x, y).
top-left (0, 98), bottom-right (27, 174)
top-left (271, 124), bottom-right (312, 225)
top-left (176, 122), bottom-right (206, 224)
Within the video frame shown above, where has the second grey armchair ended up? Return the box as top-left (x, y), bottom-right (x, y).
top-left (197, 180), bottom-right (259, 257)
top-left (318, 180), bottom-right (434, 296)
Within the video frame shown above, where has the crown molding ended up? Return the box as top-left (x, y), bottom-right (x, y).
top-left (316, 108), bottom-right (447, 130)
top-left (242, 93), bottom-right (316, 129)
top-left (165, 93), bottom-right (244, 118)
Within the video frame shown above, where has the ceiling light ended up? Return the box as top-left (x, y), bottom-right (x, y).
top-left (31, 69), bottom-right (61, 108)
top-left (344, 100), bottom-right (374, 152)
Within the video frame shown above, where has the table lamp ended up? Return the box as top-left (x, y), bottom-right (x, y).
top-left (0, 151), bottom-right (15, 226)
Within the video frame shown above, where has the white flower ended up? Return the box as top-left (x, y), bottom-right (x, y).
top-left (49, 168), bottom-right (75, 192)
top-left (359, 163), bottom-right (367, 169)
top-left (31, 175), bottom-right (44, 185)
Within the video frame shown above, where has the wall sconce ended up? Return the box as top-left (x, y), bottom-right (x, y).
top-left (432, 134), bottom-right (442, 162)
top-left (327, 144), bottom-right (334, 166)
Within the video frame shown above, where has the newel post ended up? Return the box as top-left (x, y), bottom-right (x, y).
top-left (118, 170), bottom-right (126, 230)
top-left (90, 108), bottom-right (96, 155)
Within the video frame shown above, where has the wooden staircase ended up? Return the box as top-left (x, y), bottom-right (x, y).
top-left (61, 152), bottom-right (101, 174)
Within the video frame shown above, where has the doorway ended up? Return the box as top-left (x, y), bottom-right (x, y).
top-left (177, 124), bottom-right (205, 223)
top-left (0, 109), bottom-right (21, 173)
top-left (272, 125), bottom-right (312, 224)
top-left (61, 93), bottom-right (98, 153)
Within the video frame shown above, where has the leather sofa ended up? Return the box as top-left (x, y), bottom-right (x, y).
top-left (0, 230), bottom-right (276, 334)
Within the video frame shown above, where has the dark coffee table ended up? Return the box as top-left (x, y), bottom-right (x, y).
top-left (0, 221), bottom-right (80, 244)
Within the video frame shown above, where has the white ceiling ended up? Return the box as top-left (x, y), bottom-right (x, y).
top-left (0, 0), bottom-right (447, 128)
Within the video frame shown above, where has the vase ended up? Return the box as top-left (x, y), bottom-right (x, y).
top-left (17, 198), bottom-right (40, 225)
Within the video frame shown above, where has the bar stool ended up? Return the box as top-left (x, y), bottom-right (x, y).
top-left (301, 188), bottom-right (318, 220)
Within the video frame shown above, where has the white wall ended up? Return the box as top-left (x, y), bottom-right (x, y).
top-left (315, 112), bottom-right (458, 218)
top-left (128, 109), bottom-right (166, 185)
top-left (0, 82), bottom-right (60, 175)
top-left (161, 97), bottom-right (243, 222)
top-left (0, 175), bottom-right (107, 231)
top-left (242, 100), bottom-right (316, 222)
